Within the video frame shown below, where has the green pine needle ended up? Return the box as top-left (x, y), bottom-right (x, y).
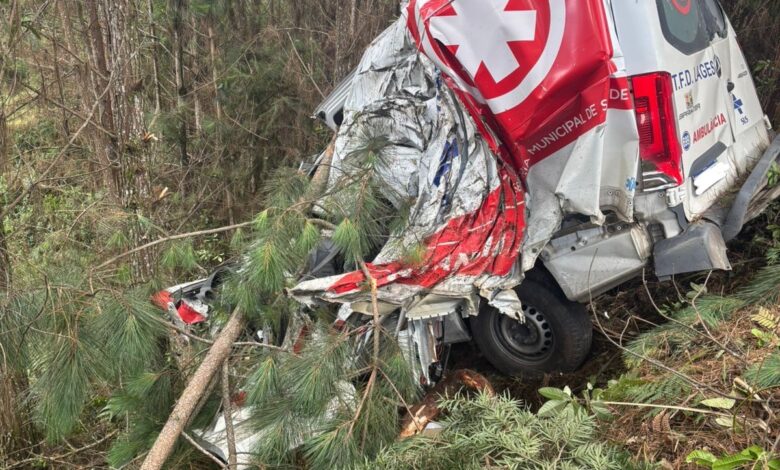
top-left (160, 241), bottom-right (199, 272)
top-left (247, 355), bottom-right (280, 405)
top-left (745, 351), bottom-right (780, 389)
top-left (333, 218), bottom-right (365, 263)
top-left (294, 221), bottom-right (320, 258)
top-left (248, 241), bottom-right (287, 296)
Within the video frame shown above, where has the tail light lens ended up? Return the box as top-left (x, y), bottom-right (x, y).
top-left (630, 72), bottom-right (684, 186)
top-left (151, 290), bottom-right (207, 324)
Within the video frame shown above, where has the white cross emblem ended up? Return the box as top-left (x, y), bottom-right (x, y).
top-left (429, 0), bottom-right (537, 82)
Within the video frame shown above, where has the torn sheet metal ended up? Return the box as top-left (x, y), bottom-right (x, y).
top-left (291, 17), bottom-right (525, 318)
top-left (291, 0), bottom-right (639, 318)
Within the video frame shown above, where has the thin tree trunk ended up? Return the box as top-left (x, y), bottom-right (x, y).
top-left (349, 0), bottom-right (358, 37)
top-left (51, 37), bottom-right (71, 138)
top-left (0, 108), bottom-right (33, 459)
top-left (208, 25), bottom-right (221, 120)
top-left (0, 110), bottom-right (9, 293)
top-left (139, 309), bottom-right (245, 470)
top-left (171, 0), bottom-right (189, 166)
top-left (146, 0), bottom-right (161, 116)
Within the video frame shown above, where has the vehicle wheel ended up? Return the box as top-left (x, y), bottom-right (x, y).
top-left (470, 280), bottom-right (592, 376)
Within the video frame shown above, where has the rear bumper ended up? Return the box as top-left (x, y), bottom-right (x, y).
top-left (654, 132), bottom-right (780, 280)
top-left (722, 133), bottom-right (780, 241)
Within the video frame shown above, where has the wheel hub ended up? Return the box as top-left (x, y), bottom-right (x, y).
top-left (497, 304), bottom-right (554, 360)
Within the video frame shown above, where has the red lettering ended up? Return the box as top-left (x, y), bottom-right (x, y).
top-left (693, 113), bottom-right (727, 143)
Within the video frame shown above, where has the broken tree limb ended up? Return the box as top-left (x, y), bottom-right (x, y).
top-left (221, 362), bottom-right (238, 470)
top-left (94, 221), bottom-right (254, 271)
top-left (399, 369), bottom-right (494, 439)
top-left (140, 308), bottom-right (245, 470)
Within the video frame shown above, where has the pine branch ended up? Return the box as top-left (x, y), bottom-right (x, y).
top-left (94, 221), bottom-right (254, 271)
top-left (346, 261), bottom-right (382, 439)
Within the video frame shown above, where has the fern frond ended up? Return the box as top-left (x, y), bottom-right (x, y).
top-left (622, 374), bottom-right (692, 407)
top-left (752, 307), bottom-right (779, 331)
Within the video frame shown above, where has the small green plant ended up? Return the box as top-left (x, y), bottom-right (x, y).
top-left (767, 161), bottom-right (780, 189)
top-left (686, 446), bottom-right (780, 470)
top-left (750, 307), bottom-right (780, 347)
top-left (538, 384), bottom-right (614, 421)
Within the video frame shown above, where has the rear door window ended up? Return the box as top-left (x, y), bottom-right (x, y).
top-left (701, 0), bottom-right (728, 39)
top-left (656, 0), bottom-right (727, 54)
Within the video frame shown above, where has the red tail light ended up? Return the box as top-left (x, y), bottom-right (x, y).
top-left (150, 290), bottom-right (206, 324)
top-left (630, 72), bottom-right (683, 186)
top-left (176, 301), bottom-right (207, 324)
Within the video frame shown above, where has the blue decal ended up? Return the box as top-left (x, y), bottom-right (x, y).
top-left (733, 95), bottom-right (744, 115)
top-left (625, 177), bottom-right (637, 192)
top-left (433, 139), bottom-right (458, 187)
top-left (682, 131), bottom-right (691, 151)
top-left (733, 93), bottom-right (750, 125)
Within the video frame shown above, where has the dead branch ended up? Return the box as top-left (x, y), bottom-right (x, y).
top-left (93, 221), bottom-right (253, 271)
top-left (399, 369), bottom-right (495, 439)
top-left (140, 308), bottom-right (245, 470)
top-left (221, 363), bottom-right (238, 470)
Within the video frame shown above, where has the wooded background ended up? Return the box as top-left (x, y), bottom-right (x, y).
top-left (1, 0), bottom-right (779, 468)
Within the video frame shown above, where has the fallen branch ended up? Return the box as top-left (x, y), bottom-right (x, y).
top-left (399, 369), bottom-right (494, 439)
top-left (347, 261), bottom-right (382, 440)
top-left (140, 308), bottom-right (245, 470)
top-left (599, 401), bottom-right (732, 417)
top-left (94, 221), bottom-right (253, 271)
top-left (221, 363), bottom-right (238, 470)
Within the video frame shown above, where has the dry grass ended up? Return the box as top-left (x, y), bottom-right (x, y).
top-left (603, 305), bottom-right (779, 468)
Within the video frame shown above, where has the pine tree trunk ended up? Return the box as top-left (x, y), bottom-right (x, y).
top-left (0, 109), bottom-right (10, 292)
top-left (171, 0), bottom-right (189, 166)
top-left (350, 0), bottom-right (358, 37)
top-left (207, 25), bottom-right (222, 120)
top-left (84, 0), bottom-right (120, 195)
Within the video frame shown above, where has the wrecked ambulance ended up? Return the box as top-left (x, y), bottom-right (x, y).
top-left (151, 0), bottom-right (780, 466)
top-left (160, 0), bottom-right (780, 385)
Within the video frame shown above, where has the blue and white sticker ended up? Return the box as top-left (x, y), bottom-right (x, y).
top-left (682, 131), bottom-right (692, 151)
top-left (625, 176), bottom-right (637, 192)
top-left (733, 93), bottom-right (749, 125)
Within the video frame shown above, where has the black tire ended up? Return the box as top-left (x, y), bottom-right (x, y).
top-left (470, 279), bottom-right (592, 376)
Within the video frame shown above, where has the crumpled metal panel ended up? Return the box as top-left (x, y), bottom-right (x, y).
top-left (290, 17), bottom-right (524, 318)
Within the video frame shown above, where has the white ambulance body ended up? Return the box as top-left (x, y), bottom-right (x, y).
top-left (612, 0), bottom-right (770, 217)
